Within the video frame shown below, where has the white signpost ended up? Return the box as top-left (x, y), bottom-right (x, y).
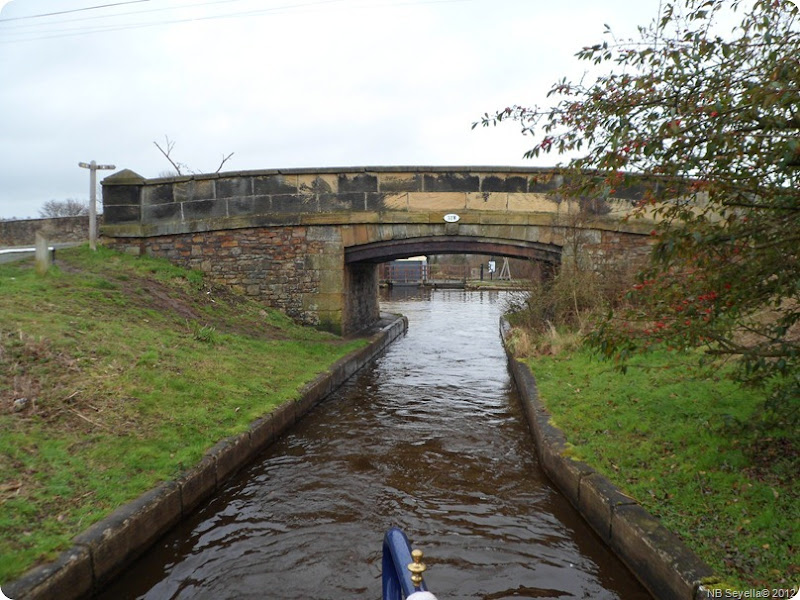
top-left (79, 160), bottom-right (116, 250)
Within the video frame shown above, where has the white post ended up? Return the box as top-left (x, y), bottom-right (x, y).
top-left (89, 160), bottom-right (97, 249)
top-left (35, 231), bottom-right (51, 275)
top-left (79, 160), bottom-right (116, 251)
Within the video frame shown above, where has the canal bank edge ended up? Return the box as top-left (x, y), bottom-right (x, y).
top-left (5, 314), bottom-right (409, 600)
top-left (499, 318), bottom-right (717, 600)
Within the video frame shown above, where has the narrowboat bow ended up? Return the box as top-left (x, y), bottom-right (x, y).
top-left (382, 528), bottom-right (438, 600)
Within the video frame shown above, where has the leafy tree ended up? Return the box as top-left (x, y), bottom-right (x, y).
top-left (476, 0), bottom-right (799, 425)
top-left (39, 198), bottom-right (90, 218)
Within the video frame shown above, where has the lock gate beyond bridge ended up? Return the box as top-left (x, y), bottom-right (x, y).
top-left (101, 166), bottom-right (658, 335)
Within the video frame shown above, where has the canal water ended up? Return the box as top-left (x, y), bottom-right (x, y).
top-left (100, 288), bottom-right (652, 599)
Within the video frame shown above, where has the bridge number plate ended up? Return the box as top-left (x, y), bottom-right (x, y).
top-left (443, 213), bottom-right (460, 223)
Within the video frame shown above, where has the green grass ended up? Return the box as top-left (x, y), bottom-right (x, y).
top-left (0, 246), bottom-right (366, 583)
top-left (525, 348), bottom-right (798, 589)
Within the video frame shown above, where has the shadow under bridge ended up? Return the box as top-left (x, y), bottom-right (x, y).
top-left (341, 236), bottom-right (562, 332)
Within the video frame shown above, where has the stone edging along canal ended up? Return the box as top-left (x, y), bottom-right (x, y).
top-left (499, 318), bottom-right (718, 600)
top-left (5, 314), bottom-right (408, 600)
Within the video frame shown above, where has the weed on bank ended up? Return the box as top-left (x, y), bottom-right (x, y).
top-left (0, 246), bottom-right (365, 583)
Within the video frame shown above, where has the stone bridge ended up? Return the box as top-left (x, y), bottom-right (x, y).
top-left (101, 166), bottom-right (656, 335)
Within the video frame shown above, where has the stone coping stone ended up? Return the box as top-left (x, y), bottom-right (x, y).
top-left (143, 165), bottom-right (566, 184)
top-left (1, 547), bottom-right (93, 600)
top-left (500, 317), bottom-right (715, 600)
top-left (4, 314), bottom-right (408, 600)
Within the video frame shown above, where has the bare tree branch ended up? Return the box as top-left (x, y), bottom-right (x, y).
top-left (39, 199), bottom-right (89, 218)
top-left (153, 136), bottom-right (235, 175)
top-left (215, 152), bottom-right (234, 173)
top-left (153, 136), bottom-right (184, 176)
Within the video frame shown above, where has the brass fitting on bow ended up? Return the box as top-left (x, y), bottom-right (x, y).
top-left (407, 548), bottom-right (427, 588)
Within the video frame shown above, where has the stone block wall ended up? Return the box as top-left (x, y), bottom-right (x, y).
top-left (0, 216), bottom-right (96, 247)
top-left (591, 230), bottom-right (654, 273)
top-left (344, 262), bottom-right (380, 334)
top-left (106, 226), bottom-right (332, 328)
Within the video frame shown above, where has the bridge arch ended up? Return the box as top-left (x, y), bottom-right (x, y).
top-left (341, 235), bottom-right (564, 335)
top-left (344, 236), bottom-right (562, 264)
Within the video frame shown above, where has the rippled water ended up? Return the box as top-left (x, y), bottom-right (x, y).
top-left (100, 288), bottom-right (651, 599)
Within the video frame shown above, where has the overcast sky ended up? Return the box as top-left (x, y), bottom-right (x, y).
top-left (0, 0), bottom-right (670, 219)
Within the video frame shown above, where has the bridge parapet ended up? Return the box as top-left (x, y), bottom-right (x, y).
top-left (101, 166), bottom-right (657, 237)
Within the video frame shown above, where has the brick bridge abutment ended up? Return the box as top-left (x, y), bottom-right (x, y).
top-left (101, 167), bottom-right (656, 335)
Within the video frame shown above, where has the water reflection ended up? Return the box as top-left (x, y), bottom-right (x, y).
top-left (100, 289), bottom-right (650, 600)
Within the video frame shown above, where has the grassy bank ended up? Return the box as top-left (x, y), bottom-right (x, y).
top-left (525, 347), bottom-right (797, 589)
top-left (0, 246), bottom-right (366, 583)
